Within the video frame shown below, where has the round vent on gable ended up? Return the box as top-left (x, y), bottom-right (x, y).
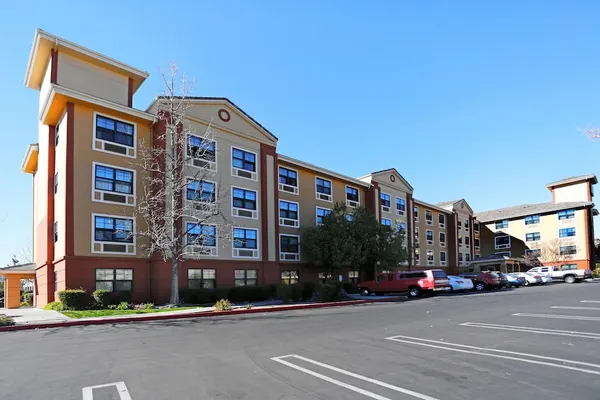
top-left (218, 109), bottom-right (231, 122)
top-left (390, 175), bottom-right (396, 182)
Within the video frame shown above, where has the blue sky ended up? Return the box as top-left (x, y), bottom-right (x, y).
top-left (1, 0), bottom-right (599, 264)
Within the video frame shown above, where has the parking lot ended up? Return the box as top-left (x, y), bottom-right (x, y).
top-left (1, 282), bottom-right (599, 399)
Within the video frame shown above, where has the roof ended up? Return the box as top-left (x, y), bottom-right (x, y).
top-left (357, 168), bottom-right (414, 191)
top-left (547, 174), bottom-right (597, 188)
top-left (21, 143), bottom-right (39, 174)
top-left (413, 198), bottom-right (452, 214)
top-left (146, 96), bottom-right (278, 141)
top-left (475, 201), bottom-right (594, 223)
top-left (0, 263), bottom-right (35, 275)
top-left (279, 155), bottom-right (370, 187)
top-left (435, 199), bottom-right (461, 208)
top-left (468, 254), bottom-right (524, 263)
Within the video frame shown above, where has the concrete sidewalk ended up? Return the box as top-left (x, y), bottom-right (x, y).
top-left (0, 307), bottom-right (70, 324)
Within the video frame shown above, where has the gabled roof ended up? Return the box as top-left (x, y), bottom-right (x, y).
top-left (435, 199), bottom-right (461, 208)
top-left (475, 201), bottom-right (593, 223)
top-left (0, 263), bottom-right (35, 275)
top-left (146, 96), bottom-right (278, 142)
top-left (546, 174), bottom-right (597, 189)
top-left (358, 168), bottom-right (414, 192)
top-left (435, 199), bottom-right (474, 214)
top-left (413, 199), bottom-right (452, 214)
top-left (279, 155), bottom-right (370, 187)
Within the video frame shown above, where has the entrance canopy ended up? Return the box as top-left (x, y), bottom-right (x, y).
top-left (0, 263), bottom-right (35, 309)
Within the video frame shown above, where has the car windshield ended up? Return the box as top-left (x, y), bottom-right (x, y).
top-left (432, 271), bottom-right (447, 278)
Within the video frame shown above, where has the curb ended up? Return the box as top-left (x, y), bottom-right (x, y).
top-left (0, 296), bottom-right (405, 333)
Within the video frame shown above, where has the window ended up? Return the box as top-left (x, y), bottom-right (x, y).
top-left (559, 227), bottom-right (576, 238)
top-left (95, 269), bottom-right (133, 292)
top-left (397, 222), bottom-right (407, 233)
top-left (440, 251), bottom-right (447, 263)
top-left (381, 193), bottom-right (391, 208)
top-left (280, 200), bottom-right (299, 221)
top-left (526, 232), bottom-right (541, 242)
top-left (425, 210), bottom-right (433, 225)
top-left (426, 249), bottom-right (434, 265)
top-left (465, 254), bottom-right (471, 262)
top-left (316, 207), bottom-right (332, 224)
top-left (465, 236), bottom-right (470, 247)
top-left (186, 223), bottom-right (217, 247)
top-left (318, 272), bottom-right (333, 283)
top-left (94, 216), bottom-right (133, 243)
top-left (281, 271), bottom-right (299, 285)
top-left (349, 271), bottom-right (359, 284)
top-left (464, 219), bottom-right (470, 230)
top-left (495, 235), bottom-right (510, 249)
top-left (316, 177), bottom-right (332, 196)
top-left (474, 222), bottom-right (479, 233)
top-left (346, 186), bottom-right (359, 205)
top-left (560, 245), bottom-right (577, 256)
top-left (525, 249), bottom-right (541, 257)
top-left (53, 221), bottom-right (58, 243)
top-left (414, 207), bottom-right (419, 220)
top-left (232, 147), bottom-right (256, 172)
top-left (232, 187), bottom-right (257, 210)
top-left (95, 165), bottom-right (133, 195)
top-left (414, 249), bottom-right (420, 264)
top-left (54, 172), bottom-right (58, 194)
top-left (496, 251), bottom-right (511, 257)
top-left (558, 209), bottom-right (575, 220)
top-left (234, 270), bottom-right (258, 287)
top-left (279, 167), bottom-right (298, 188)
top-left (233, 228), bottom-right (258, 249)
top-left (55, 122), bottom-right (59, 147)
top-left (186, 180), bottom-right (216, 202)
top-left (561, 264), bottom-right (578, 271)
top-left (459, 253), bottom-right (463, 262)
top-left (524, 215), bottom-right (540, 225)
top-left (54, 271), bottom-right (58, 293)
top-left (496, 220), bottom-right (509, 229)
top-left (439, 214), bottom-right (445, 227)
top-left (188, 269), bottom-right (216, 289)
top-left (95, 115), bottom-right (134, 147)
top-left (188, 135), bottom-right (216, 163)
top-left (396, 198), bottom-right (406, 214)
top-left (426, 230), bottom-right (433, 244)
top-left (457, 218), bottom-right (461, 230)
top-left (439, 232), bottom-right (446, 246)
top-left (414, 228), bottom-right (419, 242)
top-left (381, 218), bottom-right (392, 226)
top-left (458, 235), bottom-right (463, 245)
top-left (474, 238), bottom-right (480, 249)
top-left (280, 235), bottom-right (300, 254)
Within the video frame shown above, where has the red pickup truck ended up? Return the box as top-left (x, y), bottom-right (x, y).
top-left (360, 269), bottom-right (451, 298)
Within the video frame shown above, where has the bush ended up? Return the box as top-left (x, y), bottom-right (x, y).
top-left (342, 283), bottom-right (359, 294)
top-left (115, 302), bottom-right (131, 311)
top-left (44, 301), bottom-right (65, 311)
top-left (214, 299), bottom-right (232, 311)
top-left (320, 281), bottom-right (343, 302)
top-left (290, 283), bottom-right (303, 302)
top-left (228, 285), bottom-right (272, 303)
top-left (0, 316), bottom-right (15, 327)
top-left (93, 290), bottom-right (132, 307)
top-left (21, 293), bottom-right (33, 306)
top-left (141, 302), bottom-right (155, 310)
top-left (593, 269), bottom-right (600, 279)
top-left (179, 288), bottom-right (218, 305)
top-left (300, 282), bottom-right (319, 300)
top-left (58, 289), bottom-right (88, 310)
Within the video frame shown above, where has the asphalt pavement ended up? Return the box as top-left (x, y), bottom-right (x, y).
top-left (1, 282), bottom-right (600, 399)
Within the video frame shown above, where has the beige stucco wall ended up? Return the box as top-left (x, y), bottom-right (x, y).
top-left (53, 112), bottom-right (67, 260)
top-left (57, 53), bottom-right (129, 106)
top-left (39, 59), bottom-right (51, 114)
top-left (554, 182), bottom-right (590, 203)
top-left (414, 203), bottom-right (450, 267)
top-left (34, 120), bottom-right (49, 266)
top-left (72, 104), bottom-right (151, 257)
top-left (375, 176), bottom-right (411, 232)
top-left (455, 206), bottom-right (473, 263)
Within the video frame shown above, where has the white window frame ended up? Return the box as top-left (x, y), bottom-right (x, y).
top-left (414, 249), bottom-right (420, 265)
top-left (92, 111), bottom-right (137, 159)
top-left (440, 251), bottom-right (447, 267)
top-left (525, 232), bottom-right (541, 242)
top-left (315, 176), bottom-right (333, 202)
top-left (231, 185), bottom-right (259, 220)
top-left (495, 220), bottom-right (509, 230)
top-left (395, 197), bottom-right (406, 216)
top-left (439, 232), bottom-right (446, 247)
top-left (426, 229), bottom-right (434, 245)
top-left (426, 249), bottom-right (434, 266)
top-left (439, 213), bottom-right (445, 229)
top-left (91, 213), bottom-right (136, 255)
top-left (474, 222), bottom-right (479, 233)
top-left (232, 226), bottom-right (259, 259)
top-left (381, 218), bottom-right (392, 227)
top-left (380, 192), bottom-right (391, 213)
top-left (186, 134), bottom-right (217, 171)
top-left (414, 227), bottom-right (420, 244)
top-left (465, 235), bottom-right (470, 248)
top-left (316, 206), bottom-right (333, 225)
top-left (457, 218), bottom-right (461, 230)
top-left (231, 146), bottom-right (258, 181)
top-left (474, 238), bottom-right (480, 250)
top-left (414, 207), bottom-right (419, 222)
top-left (280, 234), bottom-right (301, 262)
top-left (91, 161), bottom-right (136, 206)
top-left (345, 185), bottom-right (360, 208)
top-left (495, 235), bottom-right (511, 249)
top-left (279, 165), bottom-right (299, 195)
top-left (425, 210), bottom-right (433, 226)
top-left (559, 245), bottom-right (577, 256)
top-left (184, 222), bottom-right (219, 257)
top-left (279, 199), bottom-right (300, 228)
top-left (185, 178), bottom-right (218, 211)
top-left (464, 219), bottom-right (470, 232)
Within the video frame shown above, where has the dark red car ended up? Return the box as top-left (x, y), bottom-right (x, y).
top-left (459, 271), bottom-right (502, 291)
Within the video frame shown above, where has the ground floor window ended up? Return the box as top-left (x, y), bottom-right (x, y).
top-left (348, 270), bottom-right (359, 284)
top-left (560, 264), bottom-right (578, 271)
top-left (318, 272), bottom-right (332, 283)
top-left (188, 269), bottom-right (216, 289)
top-left (95, 269), bottom-right (133, 291)
top-left (281, 270), bottom-right (299, 284)
top-left (234, 269), bottom-right (258, 286)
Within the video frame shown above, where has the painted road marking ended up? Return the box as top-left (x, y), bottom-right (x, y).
top-left (385, 335), bottom-right (600, 376)
top-left (82, 382), bottom-right (132, 400)
top-left (513, 313), bottom-right (600, 321)
top-left (551, 306), bottom-right (600, 311)
top-left (460, 322), bottom-right (600, 339)
top-left (271, 354), bottom-right (439, 400)
top-left (581, 300), bottom-right (600, 303)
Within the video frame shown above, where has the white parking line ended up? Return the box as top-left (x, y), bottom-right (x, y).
top-left (551, 306), bottom-right (600, 311)
top-left (581, 300), bottom-right (600, 303)
top-left (385, 335), bottom-right (600, 376)
top-left (271, 354), bottom-right (439, 400)
top-left (82, 382), bottom-right (132, 400)
top-left (460, 322), bottom-right (600, 339)
top-left (513, 313), bottom-right (600, 321)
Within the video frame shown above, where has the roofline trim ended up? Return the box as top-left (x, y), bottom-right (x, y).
top-left (413, 198), bottom-right (452, 214)
top-left (279, 155), bottom-right (370, 188)
top-left (476, 202), bottom-right (595, 223)
top-left (20, 143), bottom-right (39, 173)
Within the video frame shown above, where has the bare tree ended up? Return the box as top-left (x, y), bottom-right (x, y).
top-left (524, 238), bottom-right (577, 266)
top-left (582, 126), bottom-right (600, 140)
top-left (133, 64), bottom-right (230, 304)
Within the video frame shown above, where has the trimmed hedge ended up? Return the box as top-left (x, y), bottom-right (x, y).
top-left (44, 301), bottom-right (65, 311)
top-left (179, 282), bottom-right (317, 305)
top-left (93, 290), bottom-right (132, 307)
top-left (58, 289), bottom-right (88, 310)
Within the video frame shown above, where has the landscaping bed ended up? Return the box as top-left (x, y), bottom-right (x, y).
top-left (61, 307), bottom-right (198, 319)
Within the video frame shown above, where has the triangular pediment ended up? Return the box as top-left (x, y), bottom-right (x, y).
top-left (365, 168), bottom-right (413, 193)
top-left (453, 199), bottom-right (474, 214)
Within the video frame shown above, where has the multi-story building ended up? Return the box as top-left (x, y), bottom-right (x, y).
top-left (411, 200), bottom-right (453, 270)
top-left (475, 175), bottom-right (597, 271)
top-left (436, 199), bottom-right (477, 268)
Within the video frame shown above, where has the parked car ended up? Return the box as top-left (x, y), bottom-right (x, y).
top-left (447, 275), bottom-right (474, 291)
top-left (505, 273), bottom-right (526, 287)
top-left (459, 271), bottom-right (502, 291)
top-left (526, 272), bottom-right (544, 285)
top-left (540, 275), bottom-right (553, 285)
top-left (509, 272), bottom-right (539, 286)
top-left (493, 272), bottom-right (511, 288)
top-left (527, 266), bottom-right (592, 284)
top-left (360, 269), bottom-right (451, 298)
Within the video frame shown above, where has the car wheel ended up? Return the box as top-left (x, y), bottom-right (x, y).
top-left (524, 281), bottom-right (530, 286)
top-left (564, 275), bottom-right (576, 284)
top-left (475, 282), bottom-right (485, 291)
top-left (408, 287), bottom-right (421, 298)
top-left (360, 288), bottom-right (370, 296)
top-left (506, 283), bottom-right (512, 289)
